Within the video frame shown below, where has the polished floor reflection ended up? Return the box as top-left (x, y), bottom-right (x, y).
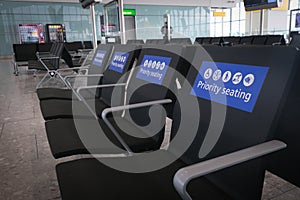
top-left (0, 60), bottom-right (299, 200)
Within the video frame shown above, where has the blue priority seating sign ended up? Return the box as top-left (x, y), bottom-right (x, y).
top-left (191, 61), bottom-right (269, 112)
top-left (108, 52), bottom-right (129, 73)
top-left (92, 50), bottom-right (106, 67)
top-left (136, 55), bottom-right (171, 85)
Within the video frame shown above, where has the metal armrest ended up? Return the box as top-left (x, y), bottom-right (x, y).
top-left (56, 66), bottom-right (89, 72)
top-left (101, 99), bottom-right (172, 155)
top-left (39, 56), bottom-right (59, 60)
top-left (64, 74), bottom-right (104, 88)
top-left (38, 56), bottom-right (60, 72)
top-left (36, 51), bottom-right (52, 58)
top-left (72, 83), bottom-right (126, 120)
top-left (173, 140), bottom-right (286, 200)
top-left (64, 74), bottom-right (104, 81)
top-left (76, 83), bottom-right (126, 94)
top-left (78, 49), bottom-right (93, 53)
top-left (101, 99), bottom-right (172, 117)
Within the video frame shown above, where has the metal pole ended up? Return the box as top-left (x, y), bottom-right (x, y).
top-left (166, 14), bottom-right (171, 42)
top-left (90, 4), bottom-right (98, 48)
top-left (118, 0), bottom-right (126, 44)
top-left (260, 9), bottom-right (264, 35)
top-left (249, 11), bottom-right (253, 35)
top-left (289, 10), bottom-right (292, 43)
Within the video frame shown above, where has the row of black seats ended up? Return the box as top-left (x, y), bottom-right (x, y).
top-left (27, 42), bottom-right (90, 73)
top-left (36, 43), bottom-right (300, 199)
top-left (195, 35), bottom-right (286, 46)
top-left (127, 35), bottom-right (286, 46)
top-left (13, 41), bottom-right (95, 75)
top-left (127, 38), bottom-right (193, 45)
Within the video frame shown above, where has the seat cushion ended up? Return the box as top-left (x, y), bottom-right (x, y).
top-left (37, 85), bottom-right (98, 100)
top-left (40, 99), bottom-right (109, 120)
top-left (28, 60), bottom-right (57, 70)
top-left (37, 88), bottom-right (73, 100)
top-left (56, 151), bottom-right (231, 200)
top-left (45, 116), bottom-right (164, 158)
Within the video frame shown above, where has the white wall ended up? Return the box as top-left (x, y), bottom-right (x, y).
top-left (246, 9), bottom-right (289, 35)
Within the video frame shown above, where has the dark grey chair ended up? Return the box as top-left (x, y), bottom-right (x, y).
top-left (55, 45), bottom-right (299, 200)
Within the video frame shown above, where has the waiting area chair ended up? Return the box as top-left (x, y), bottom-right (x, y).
top-left (54, 45), bottom-right (300, 200)
top-left (39, 44), bottom-right (140, 121)
top-left (43, 44), bottom-right (189, 158)
top-left (36, 44), bottom-right (114, 101)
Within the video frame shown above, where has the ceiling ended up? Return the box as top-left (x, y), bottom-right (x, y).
top-left (5, 0), bottom-right (241, 8)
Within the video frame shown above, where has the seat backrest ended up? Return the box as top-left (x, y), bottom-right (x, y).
top-left (83, 41), bottom-right (93, 49)
top-left (194, 37), bottom-right (204, 45)
top-left (239, 36), bottom-right (254, 45)
top-left (210, 37), bottom-right (223, 45)
top-left (50, 43), bottom-right (59, 55)
top-left (169, 38), bottom-right (192, 45)
top-left (170, 45), bottom-right (300, 200)
top-left (64, 41), bottom-right (83, 52)
top-left (145, 39), bottom-right (166, 45)
top-left (13, 43), bottom-right (37, 61)
top-left (116, 44), bottom-right (189, 147)
top-left (99, 44), bottom-right (141, 106)
top-left (265, 35), bottom-right (286, 45)
top-left (88, 44), bottom-right (114, 75)
top-left (289, 34), bottom-right (300, 46)
top-left (267, 47), bottom-right (300, 187)
top-left (37, 43), bottom-right (52, 53)
top-left (202, 37), bottom-right (212, 45)
top-left (222, 36), bottom-right (241, 45)
top-left (61, 45), bottom-right (76, 67)
top-left (252, 35), bottom-right (268, 45)
top-left (127, 39), bottom-right (145, 45)
top-left (49, 42), bottom-right (64, 68)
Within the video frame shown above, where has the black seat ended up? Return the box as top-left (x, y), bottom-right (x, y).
top-left (39, 44), bottom-right (140, 120)
top-left (36, 42), bottom-right (57, 58)
top-left (168, 38), bottom-right (192, 45)
top-left (222, 36), bottom-right (241, 46)
top-left (265, 35), bottom-right (286, 45)
top-left (194, 37), bottom-right (203, 45)
top-left (289, 34), bottom-right (300, 47)
top-left (127, 39), bottom-right (145, 45)
top-left (83, 41), bottom-right (93, 49)
top-left (44, 44), bottom-right (189, 158)
top-left (194, 37), bottom-right (212, 45)
top-left (194, 37), bottom-right (211, 45)
top-left (37, 43), bottom-right (53, 53)
top-left (36, 44), bottom-right (114, 101)
top-left (239, 36), bottom-right (254, 45)
top-left (64, 41), bottom-right (84, 54)
top-left (202, 37), bottom-right (212, 45)
top-left (13, 43), bottom-right (38, 75)
top-left (55, 45), bottom-right (300, 200)
top-left (210, 37), bottom-right (223, 45)
top-left (145, 39), bottom-right (166, 45)
top-left (251, 35), bottom-right (268, 45)
top-left (267, 45), bottom-right (300, 187)
top-left (28, 42), bottom-right (64, 71)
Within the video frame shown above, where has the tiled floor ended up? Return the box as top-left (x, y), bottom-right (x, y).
top-left (0, 60), bottom-right (299, 200)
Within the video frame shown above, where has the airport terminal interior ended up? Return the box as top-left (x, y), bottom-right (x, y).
top-left (1, 0), bottom-right (300, 199)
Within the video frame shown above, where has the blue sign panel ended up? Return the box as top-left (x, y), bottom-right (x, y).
top-left (191, 61), bottom-right (269, 112)
top-left (92, 50), bottom-right (106, 67)
top-left (136, 55), bottom-right (171, 85)
top-left (108, 52), bottom-right (129, 73)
